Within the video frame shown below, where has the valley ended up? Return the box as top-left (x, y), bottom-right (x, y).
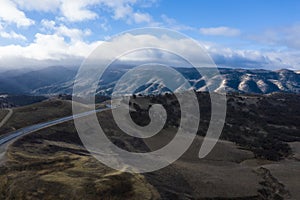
top-left (0, 93), bottom-right (299, 199)
top-left (1, 1), bottom-right (299, 199)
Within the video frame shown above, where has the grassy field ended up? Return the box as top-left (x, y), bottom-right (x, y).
top-left (0, 118), bottom-right (159, 200)
top-left (0, 98), bottom-right (109, 135)
top-left (0, 93), bottom-right (299, 199)
top-left (0, 108), bottom-right (298, 199)
top-left (0, 110), bottom-right (9, 122)
top-left (0, 100), bottom-right (72, 135)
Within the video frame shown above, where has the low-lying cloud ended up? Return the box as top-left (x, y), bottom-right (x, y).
top-left (199, 26), bottom-right (241, 37)
top-left (0, 33), bottom-right (299, 70)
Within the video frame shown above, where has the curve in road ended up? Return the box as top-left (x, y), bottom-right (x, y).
top-left (0, 107), bottom-right (111, 146)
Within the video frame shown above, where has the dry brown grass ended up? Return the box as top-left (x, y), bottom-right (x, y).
top-left (1, 94), bottom-right (299, 199)
top-left (0, 100), bottom-right (72, 135)
top-left (0, 120), bottom-right (160, 200)
top-left (0, 110), bottom-right (8, 122)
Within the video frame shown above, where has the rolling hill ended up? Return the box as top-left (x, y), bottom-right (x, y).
top-left (0, 66), bottom-right (299, 96)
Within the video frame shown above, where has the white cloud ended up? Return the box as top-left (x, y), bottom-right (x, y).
top-left (90, 34), bottom-right (300, 70)
top-left (108, 1), bottom-right (133, 20)
top-left (161, 15), bottom-right (193, 31)
top-left (99, 19), bottom-right (110, 31)
top-left (0, 33), bottom-right (199, 68)
top-left (6, 0), bottom-right (296, 70)
top-left (0, 23), bottom-right (27, 40)
top-left (0, 0), bottom-right (34, 27)
top-left (12, 0), bottom-right (61, 12)
top-left (1, 33), bottom-right (298, 70)
top-left (103, 0), bottom-right (154, 24)
top-left (13, 0), bottom-right (99, 22)
top-left (13, 0), bottom-right (155, 24)
top-left (41, 19), bottom-right (91, 42)
top-left (206, 43), bottom-right (300, 69)
top-left (248, 24), bottom-right (300, 50)
top-left (41, 20), bottom-right (56, 30)
top-left (0, 31), bottom-right (27, 40)
top-left (60, 0), bottom-right (100, 22)
top-left (199, 26), bottom-right (240, 37)
top-left (0, 32), bottom-right (101, 68)
top-left (132, 12), bottom-right (152, 23)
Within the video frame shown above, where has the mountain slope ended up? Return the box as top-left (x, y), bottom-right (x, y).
top-left (0, 66), bottom-right (78, 94)
top-left (0, 66), bottom-right (299, 95)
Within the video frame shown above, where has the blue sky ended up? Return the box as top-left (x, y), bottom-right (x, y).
top-left (0, 0), bottom-right (300, 70)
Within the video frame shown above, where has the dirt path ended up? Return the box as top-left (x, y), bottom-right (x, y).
top-left (0, 108), bottom-right (13, 128)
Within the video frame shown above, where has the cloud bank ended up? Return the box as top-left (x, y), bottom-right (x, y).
top-left (0, 0), bottom-right (299, 70)
top-left (0, 32), bottom-right (299, 70)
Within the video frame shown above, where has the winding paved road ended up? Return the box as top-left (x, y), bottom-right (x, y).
top-left (0, 106), bottom-right (111, 146)
top-left (0, 105), bottom-right (113, 163)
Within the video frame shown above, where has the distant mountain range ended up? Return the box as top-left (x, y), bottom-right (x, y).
top-left (0, 66), bottom-right (299, 96)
